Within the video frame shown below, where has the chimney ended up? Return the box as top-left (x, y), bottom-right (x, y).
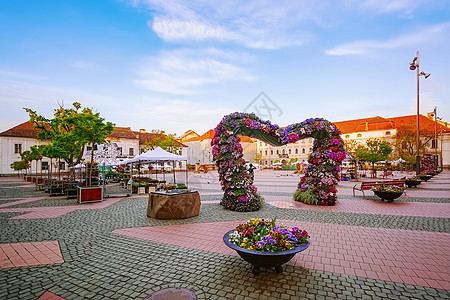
top-left (140, 129), bottom-right (146, 133)
top-left (161, 131), bottom-right (165, 134)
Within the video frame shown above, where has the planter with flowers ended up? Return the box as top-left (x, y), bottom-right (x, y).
top-left (405, 175), bottom-right (421, 188)
top-left (372, 184), bottom-right (404, 202)
top-left (223, 218), bottom-right (310, 274)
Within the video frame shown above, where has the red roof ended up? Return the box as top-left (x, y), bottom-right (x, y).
top-left (185, 129), bottom-right (254, 143)
top-left (107, 127), bottom-right (137, 140)
top-left (388, 115), bottom-right (450, 134)
top-left (334, 116), bottom-right (396, 134)
top-left (134, 131), bottom-right (186, 148)
top-left (0, 121), bottom-right (40, 138)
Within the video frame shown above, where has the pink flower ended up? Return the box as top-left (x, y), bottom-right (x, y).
top-left (288, 133), bottom-right (299, 143)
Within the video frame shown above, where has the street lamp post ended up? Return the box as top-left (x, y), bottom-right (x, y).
top-left (409, 51), bottom-right (431, 175)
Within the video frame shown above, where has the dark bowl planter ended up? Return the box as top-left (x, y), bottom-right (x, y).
top-left (405, 180), bottom-right (421, 188)
top-left (420, 175), bottom-right (432, 182)
top-left (223, 230), bottom-right (310, 275)
top-left (373, 190), bottom-right (403, 202)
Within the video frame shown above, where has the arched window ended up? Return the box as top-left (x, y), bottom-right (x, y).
top-left (270, 150), bottom-right (273, 155)
top-left (289, 149), bottom-right (291, 154)
top-left (265, 150), bottom-right (268, 155)
top-left (276, 150), bottom-right (279, 154)
top-left (295, 149), bottom-right (298, 154)
top-left (302, 148), bottom-right (306, 154)
top-left (282, 149), bottom-right (285, 154)
top-left (385, 131), bottom-right (391, 135)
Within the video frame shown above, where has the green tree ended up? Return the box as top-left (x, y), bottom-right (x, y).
top-left (144, 133), bottom-right (179, 154)
top-left (19, 150), bottom-right (33, 174)
top-left (254, 153), bottom-right (263, 164)
top-left (10, 160), bottom-right (29, 176)
top-left (356, 139), bottom-right (392, 178)
top-left (24, 102), bottom-right (114, 185)
top-left (393, 122), bottom-right (434, 170)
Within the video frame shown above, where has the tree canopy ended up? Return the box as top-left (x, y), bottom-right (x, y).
top-left (24, 102), bottom-right (114, 168)
top-left (24, 102), bottom-right (114, 184)
top-left (356, 139), bottom-right (392, 177)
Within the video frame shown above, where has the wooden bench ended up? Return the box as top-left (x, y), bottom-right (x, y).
top-left (353, 179), bottom-right (405, 197)
top-left (382, 170), bottom-right (393, 178)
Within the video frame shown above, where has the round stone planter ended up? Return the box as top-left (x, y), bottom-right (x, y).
top-left (223, 230), bottom-right (310, 275)
top-left (405, 180), bottom-right (421, 188)
top-left (420, 175), bottom-right (432, 182)
top-left (373, 190), bottom-right (403, 202)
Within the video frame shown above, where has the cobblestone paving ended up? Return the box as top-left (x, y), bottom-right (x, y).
top-left (0, 172), bottom-right (449, 299)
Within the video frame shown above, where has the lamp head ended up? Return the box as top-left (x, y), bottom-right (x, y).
top-left (409, 57), bottom-right (418, 70)
top-left (419, 71), bottom-right (431, 78)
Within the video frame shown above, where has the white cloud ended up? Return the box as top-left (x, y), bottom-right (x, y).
top-left (130, 0), bottom-right (317, 49)
top-left (151, 17), bottom-right (239, 42)
top-left (325, 22), bottom-right (450, 55)
top-left (133, 48), bottom-right (255, 94)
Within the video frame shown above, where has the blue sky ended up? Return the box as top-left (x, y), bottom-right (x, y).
top-left (1, 0), bottom-right (449, 136)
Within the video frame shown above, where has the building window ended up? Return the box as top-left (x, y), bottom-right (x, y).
top-left (59, 162), bottom-right (65, 170)
top-left (357, 133), bottom-right (362, 137)
top-left (289, 149), bottom-right (291, 154)
top-left (265, 160), bottom-right (267, 165)
top-left (118, 147), bottom-right (123, 155)
top-left (282, 149), bottom-right (285, 155)
top-left (260, 150), bottom-right (262, 154)
top-left (345, 135), bottom-right (350, 138)
top-left (265, 150), bottom-right (268, 155)
top-left (270, 150), bottom-right (273, 155)
top-left (14, 144), bottom-right (22, 154)
top-left (276, 150), bottom-right (279, 155)
top-left (42, 162), bottom-right (48, 170)
top-left (432, 139), bottom-right (438, 149)
top-left (385, 131), bottom-right (391, 135)
top-left (129, 148), bottom-right (134, 156)
top-left (260, 142), bottom-right (263, 146)
top-left (295, 149), bottom-right (298, 154)
top-left (302, 148), bottom-right (305, 154)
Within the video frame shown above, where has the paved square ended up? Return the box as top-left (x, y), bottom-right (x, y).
top-left (0, 171), bottom-right (449, 299)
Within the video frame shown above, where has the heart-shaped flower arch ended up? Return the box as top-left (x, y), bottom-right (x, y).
top-left (211, 112), bottom-right (346, 212)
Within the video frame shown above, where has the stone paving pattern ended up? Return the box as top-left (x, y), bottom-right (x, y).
top-left (0, 171), bottom-right (449, 299)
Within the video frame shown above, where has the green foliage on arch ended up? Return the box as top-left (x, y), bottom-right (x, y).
top-left (212, 112), bottom-right (346, 212)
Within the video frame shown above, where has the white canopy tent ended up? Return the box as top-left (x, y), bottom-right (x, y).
top-left (131, 146), bottom-right (187, 163)
top-left (129, 147), bottom-right (188, 186)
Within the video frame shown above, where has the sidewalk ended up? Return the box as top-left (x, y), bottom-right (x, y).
top-left (0, 171), bottom-right (449, 299)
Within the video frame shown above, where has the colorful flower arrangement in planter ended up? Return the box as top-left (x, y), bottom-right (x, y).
top-left (228, 218), bottom-right (309, 252)
top-left (372, 184), bottom-right (404, 193)
top-left (371, 184), bottom-right (404, 202)
top-left (212, 112), bottom-right (346, 211)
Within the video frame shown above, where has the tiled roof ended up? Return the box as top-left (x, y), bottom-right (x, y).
top-left (333, 116), bottom-right (396, 134)
top-left (0, 121), bottom-right (40, 138)
top-left (177, 130), bottom-right (199, 142)
top-left (108, 127), bottom-right (138, 140)
top-left (388, 115), bottom-right (450, 134)
top-left (184, 129), bottom-right (254, 143)
top-left (134, 131), bottom-right (186, 148)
